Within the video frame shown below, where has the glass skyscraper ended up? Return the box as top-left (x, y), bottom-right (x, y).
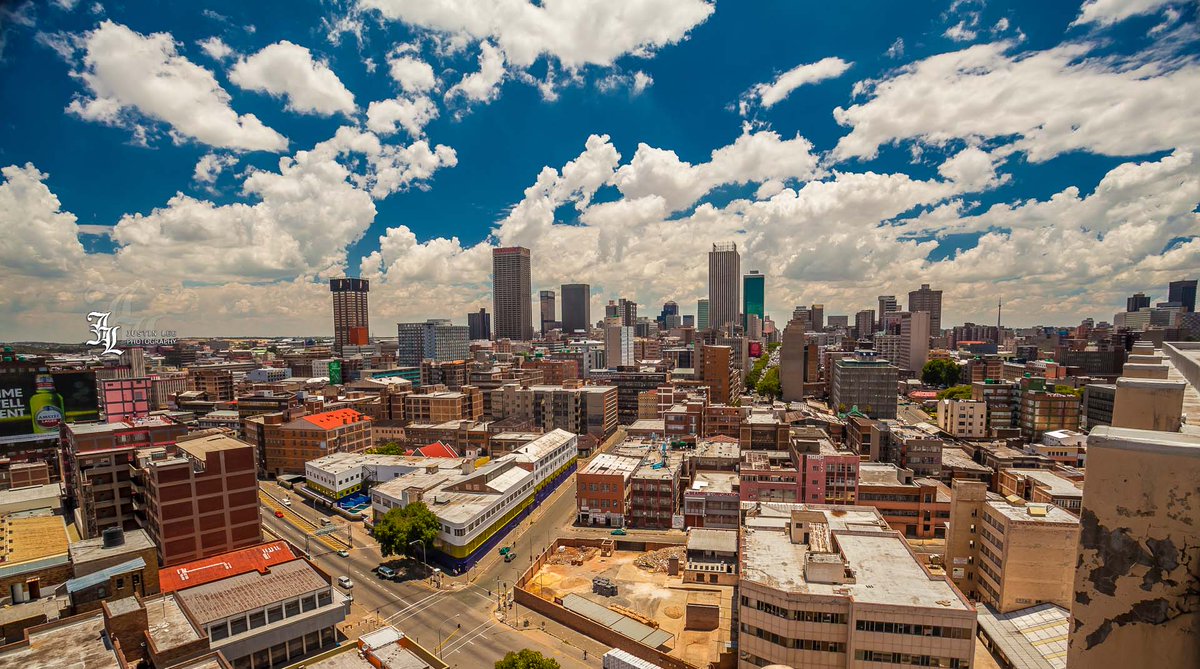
top-left (743, 270), bottom-right (765, 329)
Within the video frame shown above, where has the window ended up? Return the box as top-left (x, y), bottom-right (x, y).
top-left (248, 611), bottom-right (266, 629)
top-left (229, 616), bottom-right (248, 635)
top-left (209, 622), bottom-right (229, 641)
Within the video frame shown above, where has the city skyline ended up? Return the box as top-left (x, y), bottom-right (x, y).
top-left (3, 1), bottom-right (1200, 341)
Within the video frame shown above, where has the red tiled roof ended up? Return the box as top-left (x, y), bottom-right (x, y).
top-left (160, 541), bottom-right (297, 593)
top-left (413, 441), bottom-right (459, 458)
top-left (703, 435), bottom-right (740, 444)
top-left (297, 408), bottom-right (370, 430)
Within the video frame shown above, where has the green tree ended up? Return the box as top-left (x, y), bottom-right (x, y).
top-left (370, 441), bottom-right (406, 455)
top-left (495, 649), bottom-right (561, 669)
top-left (936, 385), bottom-right (973, 401)
top-left (921, 359), bottom-right (961, 387)
top-left (374, 502), bottom-right (441, 558)
top-left (1054, 384), bottom-right (1083, 398)
top-left (755, 366), bottom-right (782, 398)
top-left (746, 354), bottom-right (771, 387)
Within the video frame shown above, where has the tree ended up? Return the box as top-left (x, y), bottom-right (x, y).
top-left (921, 359), bottom-right (960, 387)
top-left (374, 502), bottom-right (441, 558)
top-left (937, 385), bottom-right (974, 401)
top-left (746, 354), bottom-right (771, 387)
top-left (495, 649), bottom-right (561, 669)
top-left (755, 366), bottom-right (782, 398)
top-left (370, 441), bottom-right (406, 456)
top-left (1054, 384), bottom-right (1083, 398)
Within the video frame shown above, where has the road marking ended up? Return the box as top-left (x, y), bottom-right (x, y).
top-left (442, 618), bottom-right (496, 656)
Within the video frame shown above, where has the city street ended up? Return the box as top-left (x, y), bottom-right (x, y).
top-left (258, 476), bottom-right (606, 668)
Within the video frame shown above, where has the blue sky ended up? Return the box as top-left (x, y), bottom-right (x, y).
top-left (0, 0), bottom-right (1197, 340)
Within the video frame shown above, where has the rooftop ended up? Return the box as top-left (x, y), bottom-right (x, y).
top-left (579, 453), bottom-right (642, 477)
top-left (857, 462), bottom-right (907, 486)
top-left (687, 528), bottom-right (737, 554)
top-left (160, 540), bottom-right (296, 593)
top-left (976, 603), bottom-right (1069, 669)
top-left (688, 472), bottom-right (738, 495)
top-left (177, 432), bottom-right (253, 460)
top-left (0, 482), bottom-right (61, 510)
top-left (0, 613), bottom-right (118, 669)
top-left (693, 439), bottom-right (740, 459)
top-left (0, 513), bottom-right (69, 567)
top-left (307, 452), bottom-right (467, 476)
top-left (70, 528), bottom-right (156, 567)
top-left (740, 503), bottom-right (969, 610)
top-left (175, 557), bottom-right (328, 624)
top-left (67, 415), bottom-right (179, 435)
top-left (1018, 469), bottom-right (1083, 498)
top-left (287, 408), bottom-right (370, 431)
top-left (986, 498), bottom-right (1079, 525)
top-left (144, 595), bottom-right (204, 651)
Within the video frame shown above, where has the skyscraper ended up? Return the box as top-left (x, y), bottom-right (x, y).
top-left (708, 241), bottom-right (740, 333)
top-left (492, 246), bottom-right (533, 341)
top-left (697, 298), bottom-right (710, 331)
top-left (1126, 292), bottom-right (1151, 312)
top-left (618, 298), bottom-right (637, 326)
top-left (657, 301), bottom-right (680, 328)
top-left (1168, 279), bottom-right (1197, 312)
top-left (743, 271), bottom-right (764, 329)
top-left (329, 277), bottom-right (369, 354)
top-left (877, 295), bottom-right (898, 331)
top-left (780, 318), bottom-right (818, 400)
top-left (604, 324), bottom-right (634, 368)
top-left (539, 290), bottom-right (556, 335)
top-left (907, 283), bottom-right (943, 334)
top-left (467, 308), bottom-right (491, 341)
top-left (560, 283), bottom-right (591, 333)
top-left (898, 311), bottom-right (931, 373)
top-left (855, 309), bottom-right (876, 339)
top-left (810, 303), bottom-right (825, 331)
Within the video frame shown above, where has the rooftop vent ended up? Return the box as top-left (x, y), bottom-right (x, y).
top-left (102, 527), bottom-right (125, 548)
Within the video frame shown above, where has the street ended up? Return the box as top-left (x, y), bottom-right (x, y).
top-left (259, 475), bottom-right (605, 668)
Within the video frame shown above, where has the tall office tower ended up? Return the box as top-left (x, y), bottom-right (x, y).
top-left (682, 314), bottom-right (695, 328)
top-left (1069, 427), bottom-right (1200, 668)
top-left (467, 308), bottom-right (491, 340)
top-left (780, 319), bottom-right (819, 400)
top-left (746, 314), bottom-right (763, 340)
top-left (492, 246), bottom-right (533, 340)
top-left (810, 303), bottom-right (825, 331)
top-left (908, 283), bottom-right (943, 333)
top-left (396, 319), bottom-right (470, 366)
top-left (791, 305), bottom-right (812, 332)
top-left (604, 324), bottom-right (635, 368)
top-left (708, 241), bottom-right (741, 333)
top-left (618, 298), bottom-right (637, 326)
top-left (329, 277), bottom-right (369, 354)
top-left (539, 290), bottom-right (556, 335)
top-left (1126, 292), bottom-right (1151, 312)
top-left (560, 283), bottom-right (591, 334)
top-left (743, 271), bottom-right (765, 329)
top-left (898, 311), bottom-right (931, 373)
top-left (877, 295), bottom-right (898, 331)
top-left (854, 309), bottom-right (876, 339)
top-left (657, 301), bottom-right (679, 327)
top-left (697, 298), bottom-right (710, 330)
top-left (1168, 278), bottom-right (1197, 312)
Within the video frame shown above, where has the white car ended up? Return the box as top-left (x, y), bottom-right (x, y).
top-left (282, 497), bottom-right (291, 506)
top-left (337, 576), bottom-right (353, 589)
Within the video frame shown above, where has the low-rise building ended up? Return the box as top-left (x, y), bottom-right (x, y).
top-left (304, 452), bottom-right (470, 501)
top-left (685, 527), bottom-right (737, 586)
top-left (935, 398), bottom-right (988, 439)
top-left (575, 453), bottom-right (640, 527)
top-left (944, 480), bottom-right (1080, 614)
top-left (996, 468), bottom-right (1084, 515)
top-left (855, 462), bottom-right (950, 539)
top-left (682, 472), bottom-right (740, 529)
top-left (738, 503), bottom-right (975, 669)
top-left (268, 409), bottom-right (372, 476)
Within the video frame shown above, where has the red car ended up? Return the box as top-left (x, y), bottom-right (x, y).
top-left (274, 510), bottom-right (285, 518)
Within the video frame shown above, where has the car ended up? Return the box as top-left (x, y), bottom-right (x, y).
top-left (282, 497), bottom-right (291, 506)
top-left (376, 565), bottom-right (396, 579)
top-left (498, 546), bottom-right (510, 556)
top-left (610, 528), bottom-right (627, 536)
top-left (337, 576), bottom-right (353, 589)
top-left (274, 510), bottom-right (285, 518)
top-left (337, 550), bottom-right (350, 558)
top-left (319, 517), bottom-right (332, 526)
top-left (504, 551), bottom-right (517, 562)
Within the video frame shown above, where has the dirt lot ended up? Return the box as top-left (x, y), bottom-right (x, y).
top-left (527, 547), bottom-right (733, 668)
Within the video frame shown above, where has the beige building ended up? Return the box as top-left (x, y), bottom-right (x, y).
top-left (403, 388), bottom-right (483, 423)
top-left (936, 399), bottom-right (988, 439)
top-left (1069, 427), bottom-right (1200, 669)
top-left (738, 503), bottom-right (975, 669)
top-left (943, 480), bottom-right (1080, 614)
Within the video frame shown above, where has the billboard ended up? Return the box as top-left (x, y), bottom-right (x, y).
top-left (328, 360), bottom-right (343, 385)
top-left (748, 341), bottom-right (763, 358)
top-left (0, 370), bottom-right (99, 443)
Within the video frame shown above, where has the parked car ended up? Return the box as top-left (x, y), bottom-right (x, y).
top-left (337, 576), bottom-right (353, 589)
top-left (274, 510), bottom-right (285, 518)
top-left (337, 550), bottom-right (350, 558)
top-left (610, 528), bottom-right (627, 536)
top-left (376, 565), bottom-right (396, 579)
top-left (504, 551), bottom-right (518, 562)
top-left (498, 546), bottom-right (510, 556)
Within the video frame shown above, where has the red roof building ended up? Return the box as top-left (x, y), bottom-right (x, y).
top-left (160, 540), bottom-right (296, 593)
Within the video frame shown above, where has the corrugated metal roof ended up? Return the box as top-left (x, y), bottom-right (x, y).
top-left (66, 557), bottom-right (146, 594)
top-left (560, 593), bottom-right (674, 648)
top-left (160, 541), bottom-right (295, 593)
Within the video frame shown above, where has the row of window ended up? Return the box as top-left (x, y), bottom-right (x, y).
top-left (740, 623), bottom-right (845, 653)
top-left (855, 620), bottom-right (972, 639)
top-left (854, 650), bottom-right (970, 667)
top-left (741, 596), bottom-right (848, 624)
top-left (209, 590), bottom-right (333, 641)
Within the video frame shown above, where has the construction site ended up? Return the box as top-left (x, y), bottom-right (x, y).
top-left (515, 538), bottom-right (735, 669)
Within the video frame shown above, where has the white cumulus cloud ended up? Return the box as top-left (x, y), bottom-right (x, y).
top-left (1073, 0), bottom-right (1176, 26)
top-left (742, 57), bottom-right (852, 112)
top-left (446, 41), bottom-right (506, 103)
top-left (366, 96), bottom-right (439, 137)
top-left (197, 36), bottom-right (232, 61)
top-left (387, 54), bottom-right (438, 93)
top-left (67, 21), bottom-right (288, 152)
top-left (229, 41), bottom-right (356, 116)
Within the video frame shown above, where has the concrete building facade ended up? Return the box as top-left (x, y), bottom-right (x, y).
top-left (492, 246), bottom-right (533, 341)
top-left (708, 242), bottom-right (740, 333)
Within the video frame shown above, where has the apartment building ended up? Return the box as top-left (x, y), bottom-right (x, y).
top-left (403, 388), bottom-right (483, 423)
top-left (830, 357), bottom-right (899, 419)
top-left (738, 410), bottom-right (790, 450)
top-left (856, 462), bottom-right (951, 539)
top-left (739, 503), bottom-right (975, 669)
top-left (935, 399), bottom-right (987, 439)
top-left (189, 367), bottom-right (235, 402)
top-left (575, 453), bottom-right (641, 527)
top-left (699, 344), bottom-right (742, 404)
top-left (133, 431), bottom-right (261, 566)
top-left (972, 380), bottom-right (1018, 433)
top-left (682, 471), bottom-right (740, 529)
top-left (996, 468), bottom-right (1083, 515)
top-left (267, 409), bottom-right (372, 476)
top-left (62, 416), bottom-right (189, 538)
top-left (944, 480), bottom-right (1080, 614)
top-left (489, 382), bottom-right (618, 439)
top-left (1018, 389), bottom-right (1081, 440)
top-left (588, 368), bottom-right (668, 423)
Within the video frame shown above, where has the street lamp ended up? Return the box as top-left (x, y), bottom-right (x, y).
top-left (409, 539), bottom-right (427, 576)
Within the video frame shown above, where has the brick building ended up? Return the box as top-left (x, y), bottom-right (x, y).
top-left (267, 409), bottom-right (372, 476)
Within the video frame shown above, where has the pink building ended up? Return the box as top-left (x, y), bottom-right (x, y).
top-left (101, 377), bottom-right (153, 423)
top-left (739, 438), bottom-right (860, 505)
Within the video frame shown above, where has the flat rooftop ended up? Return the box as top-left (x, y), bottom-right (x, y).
top-left (688, 472), bottom-right (737, 494)
top-left (67, 415), bottom-right (178, 434)
top-left (687, 528), bottom-right (737, 554)
top-left (693, 440), bottom-right (740, 459)
top-left (0, 613), bottom-right (119, 669)
top-left (177, 432), bottom-right (251, 458)
top-left (976, 603), bottom-right (1069, 669)
top-left (579, 453), bottom-right (641, 477)
top-left (0, 482), bottom-right (62, 509)
top-left (740, 503), bottom-right (969, 610)
top-left (987, 498), bottom-right (1079, 525)
top-left (175, 558), bottom-right (328, 624)
top-left (857, 462), bottom-right (907, 486)
top-left (1018, 469), bottom-right (1083, 498)
top-left (161, 540), bottom-right (296, 593)
top-left (307, 452), bottom-right (466, 475)
top-left (145, 595), bottom-right (204, 651)
top-left (1, 514), bottom-right (70, 565)
top-left (70, 528), bottom-right (156, 567)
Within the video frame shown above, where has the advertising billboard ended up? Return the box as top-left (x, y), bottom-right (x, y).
top-left (0, 370), bottom-right (99, 443)
top-left (748, 341), bottom-right (763, 358)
